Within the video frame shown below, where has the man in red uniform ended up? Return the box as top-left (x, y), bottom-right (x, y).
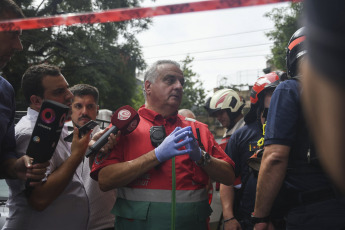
top-left (91, 60), bottom-right (235, 230)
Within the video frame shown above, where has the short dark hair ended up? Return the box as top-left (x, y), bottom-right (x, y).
top-left (69, 84), bottom-right (99, 104)
top-left (0, 0), bottom-right (25, 20)
top-left (22, 64), bottom-right (62, 105)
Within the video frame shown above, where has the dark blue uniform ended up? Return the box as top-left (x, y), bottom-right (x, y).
top-left (265, 79), bottom-right (345, 230)
top-left (225, 121), bottom-right (261, 229)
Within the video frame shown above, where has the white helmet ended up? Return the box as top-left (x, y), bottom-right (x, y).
top-left (206, 89), bottom-right (245, 115)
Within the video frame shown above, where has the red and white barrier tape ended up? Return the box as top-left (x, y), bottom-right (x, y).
top-left (0, 0), bottom-right (295, 31)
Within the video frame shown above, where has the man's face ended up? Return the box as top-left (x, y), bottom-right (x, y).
top-left (147, 63), bottom-right (184, 111)
top-left (0, 12), bottom-right (23, 69)
top-left (71, 95), bottom-right (99, 128)
top-left (214, 110), bottom-right (230, 128)
top-left (42, 75), bottom-right (73, 109)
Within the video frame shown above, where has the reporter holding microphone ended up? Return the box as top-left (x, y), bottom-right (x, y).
top-left (69, 84), bottom-right (117, 230)
top-left (4, 64), bottom-right (91, 230)
top-left (90, 60), bottom-right (235, 230)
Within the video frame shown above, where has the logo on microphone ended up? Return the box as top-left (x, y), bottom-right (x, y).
top-left (32, 136), bottom-right (40, 143)
top-left (118, 109), bottom-right (131, 120)
top-left (127, 119), bottom-right (138, 132)
top-left (41, 108), bottom-right (56, 124)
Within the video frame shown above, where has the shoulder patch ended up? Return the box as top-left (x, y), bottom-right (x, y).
top-left (248, 140), bottom-right (259, 152)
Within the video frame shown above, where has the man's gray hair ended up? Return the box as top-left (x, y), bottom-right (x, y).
top-left (143, 60), bottom-right (181, 98)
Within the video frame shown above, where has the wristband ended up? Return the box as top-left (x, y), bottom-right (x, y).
top-left (195, 150), bottom-right (211, 167)
top-left (250, 213), bottom-right (270, 224)
top-left (223, 216), bottom-right (236, 223)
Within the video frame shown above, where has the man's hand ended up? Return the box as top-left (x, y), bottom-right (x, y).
top-left (71, 127), bottom-right (92, 160)
top-left (90, 127), bottom-right (118, 154)
top-left (185, 130), bottom-right (201, 161)
top-left (154, 126), bottom-right (192, 162)
top-left (224, 219), bottom-right (242, 230)
top-left (13, 156), bottom-right (49, 186)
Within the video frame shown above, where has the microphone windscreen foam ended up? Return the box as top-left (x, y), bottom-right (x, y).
top-left (111, 105), bottom-right (140, 135)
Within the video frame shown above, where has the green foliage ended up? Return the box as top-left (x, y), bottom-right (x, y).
top-left (131, 83), bottom-right (145, 110)
top-left (265, 2), bottom-right (302, 71)
top-left (180, 56), bottom-right (206, 116)
top-left (3, 0), bottom-right (151, 110)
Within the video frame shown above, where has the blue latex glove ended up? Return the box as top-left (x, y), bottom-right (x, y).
top-left (154, 126), bottom-right (192, 162)
top-left (185, 128), bottom-right (202, 161)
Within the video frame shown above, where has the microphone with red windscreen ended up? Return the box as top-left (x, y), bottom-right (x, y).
top-left (85, 105), bottom-right (140, 158)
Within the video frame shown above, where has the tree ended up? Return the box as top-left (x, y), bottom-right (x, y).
top-left (3, 0), bottom-right (151, 111)
top-left (180, 56), bottom-right (206, 116)
top-left (264, 2), bottom-right (302, 72)
top-left (131, 83), bottom-right (145, 111)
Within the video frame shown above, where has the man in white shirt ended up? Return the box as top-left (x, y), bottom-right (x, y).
top-left (69, 84), bottom-right (116, 230)
top-left (3, 64), bottom-right (91, 230)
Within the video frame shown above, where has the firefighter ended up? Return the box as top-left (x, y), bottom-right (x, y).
top-left (205, 89), bottom-right (245, 150)
top-left (253, 28), bottom-right (345, 230)
top-left (221, 72), bottom-right (284, 230)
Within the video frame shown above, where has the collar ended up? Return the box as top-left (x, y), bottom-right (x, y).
top-left (224, 117), bottom-right (245, 137)
top-left (27, 107), bottom-right (39, 120)
top-left (138, 105), bottom-right (179, 126)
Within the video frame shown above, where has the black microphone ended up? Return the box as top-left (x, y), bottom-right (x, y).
top-left (85, 105), bottom-right (140, 157)
top-left (25, 100), bottom-right (69, 192)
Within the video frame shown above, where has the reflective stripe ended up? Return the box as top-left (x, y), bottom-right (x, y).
top-left (117, 187), bottom-right (208, 203)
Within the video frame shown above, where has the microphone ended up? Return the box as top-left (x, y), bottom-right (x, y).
top-left (85, 105), bottom-right (140, 157)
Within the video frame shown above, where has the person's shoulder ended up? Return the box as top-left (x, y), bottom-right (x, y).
top-left (181, 117), bottom-right (208, 129)
top-left (0, 76), bottom-right (14, 93)
top-left (15, 116), bottom-right (33, 138)
top-left (15, 115), bottom-right (31, 130)
top-left (276, 79), bottom-right (299, 90)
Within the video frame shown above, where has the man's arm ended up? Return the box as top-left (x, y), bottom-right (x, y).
top-left (1, 157), bottom-right (49, 184)
top-left (0, 158), bottom-right (23, 179)
top-left (98, 150), bottom-right (160, 191)
top-left (198, 156), bottom-right (234, 186)
top-left (88, 127), bottom-right (118, 169)
top-left (98, 126), bottom-right (192, 191)
top-left (28, 129), bottom-right (91, 211)
top-left (220, 184), bottom-right (242, 230)
top-left (253, 144), bottom-right (290, 230)
top-left (301, 58), bottom-right (345, 194)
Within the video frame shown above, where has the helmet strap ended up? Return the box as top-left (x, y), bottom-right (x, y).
top-left (226, 104), bottom-right (244, 130)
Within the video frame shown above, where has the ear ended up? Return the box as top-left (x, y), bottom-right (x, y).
top-left (97, 105), bottom-right (100, 115)
top-left (145, 80), bottom-right (152, 96)
top-left (30, 95), bottom-right (43, 111)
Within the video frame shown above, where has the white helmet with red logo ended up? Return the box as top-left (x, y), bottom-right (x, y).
top-left (205, 89), bottom-right (245, 116)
